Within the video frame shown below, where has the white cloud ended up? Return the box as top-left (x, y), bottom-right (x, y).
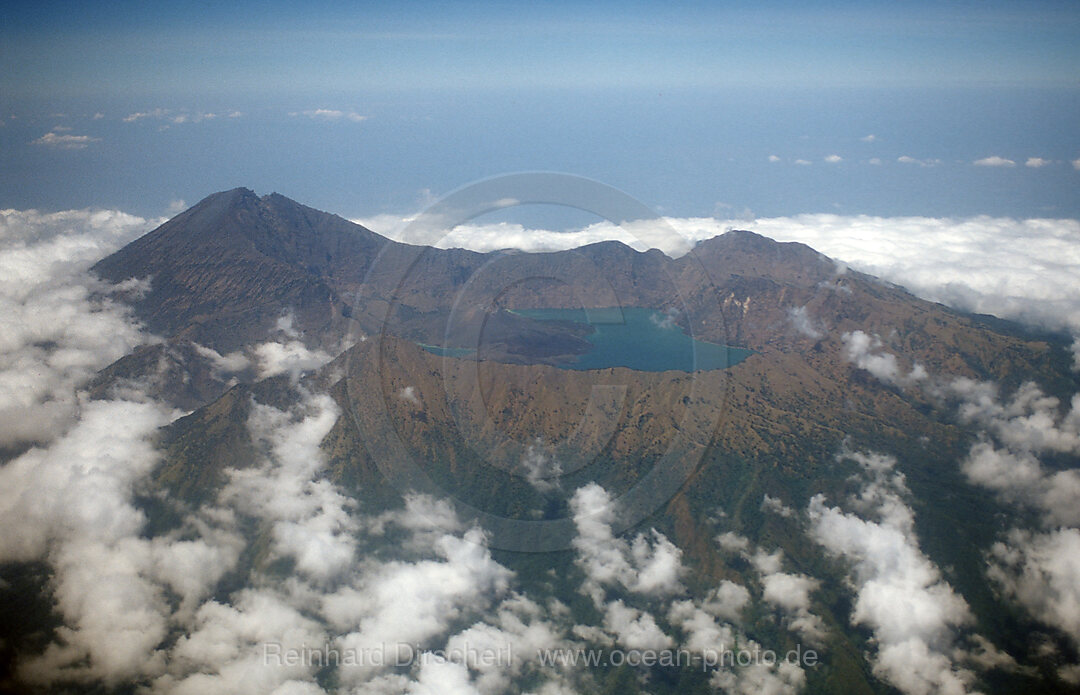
top-left (973, 156), bottom-right (1016, 167)
top-left (808, 450), bottom-right (976, 695)
top-left (1, 399), bottom-right (181, 686)
top-left (570, 483), bottom-right (685, 605)
top-left (761, 493), bottom-right (796, 517)
top-left (1025, 157), bottom-right (1051, 168)
top-left (897, 155), bottom-right (940, 167)
top-left (191, 343), bottom-right (251, 378)
top-left (861, 134), bottom-right (878, 143)
top-left (517, 439), bottom-right (562, 492)
top-left (768, 154), bottom-right (781, 163)
top-left (331, 527), bottom-right (513, 686)
top-left (439, 594), bottom-right (572, 695)
top-left (787, 306), bottom-right (823, 340)
top-left (122, 109), bottom-right (228, 125)
top-left (0, 208), bottom-right (160, 445)
top-left (153, 588), bottom-right (329, 695)
top-left (648, 306), bottom-right (678, 330)
top-left (407, 658), bottom-right (480, 695)
top-left (868, 157), bottom-right (882, 165)
top-left (398, 385), bottom-right (421, 405)
top-left (223, 394), bottom-right (356, 584)
top-left (793, 159), bottom-right (811, 166)
top-left (946, 379), bottom-right (1080, 457)
top-left (356, 212), bottom-right (1080, 337)
top-left (123, 108), bottom-right (169, 123)
top-left (171, 112), bottom-right (217, 124)
top-left (716, 531), bottom-right (750, 553)
top-left (761, 571), bottom-right (827, 645)
top-left (291, 109), bottom-right (366, 122)
top-left (1073, 157), bottom-right (1080, 171)
top-left (31, 131), bottom-right (101, 149)
top-left (711, 659), bottom-right (806, 695)
top-left (602, 600), bottom-right (673, 651)
top-left (842, 331), bottom-right (926, 386)
top-left (988, 528), bottom-right (1080, 647)
top-left (824, 154), bottom-right (843, 163)
top-left (737, 215), bottom-right (1080, 336)
top-left (253, 340), bottom-right (332, 381)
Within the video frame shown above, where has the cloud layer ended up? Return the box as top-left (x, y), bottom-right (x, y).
top-left (808, 450), bottom-right (977, 695)
top-left (0, 208), bottom-right (160, 445)
top-left (357, 212), bottom-right (1080, 335)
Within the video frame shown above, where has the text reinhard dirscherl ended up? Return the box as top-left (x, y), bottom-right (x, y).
top-left (262, 641), bottom-right (819, 671)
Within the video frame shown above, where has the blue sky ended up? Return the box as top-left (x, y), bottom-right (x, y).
top-left (2, 0), bottom-right (1079, 220)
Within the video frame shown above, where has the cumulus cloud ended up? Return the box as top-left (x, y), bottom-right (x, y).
top-left (842, 331), bottom-right (926, 386)
top-left (150, 395), bottom-right (518, 693)
top-left (897, 155), bottom-right (940, 167)
top-left (787, 306), bottom-right (823, 340)
top-left (1025, 157), bottom-right (1051, 168)
top-left (31, 131), bottom-right (101, 149)
top-left (331, 526), bottom-right (513, 686)
top-left (0, 201), bottom-right (523, 691)
top-left (761, 571), bottom-right (824, 642)
top-left (824, 154), bottom-right (843, 163)
top-left (1073, 157), bottom-right (1080, 171)
top-left (940, 372), bottom-right (1080, 666)
top-left (0, 208), bottom-right (160, 445)
top-left (988, 528), bottom-right (1080, 648)
top-left (398, 385), bottom-right (421, 405)
top-left (0, 399), bottom-right (183, 685)
top-left (516, 439), bottom-right (562, 492)
top-left (290, 109), bottom-right (366, 122)
top-left (793, 159), bottom-right (811, 166)
top-left (602, 600), bottom-right (673, 651)
top-left (648, 306), bottom-right (678, 330)
top-left (570, 483), bottom-right (685, 606)
top-left (761, 493), bottom-right (796, 517)
top-left (861, 134), bottom-right (877, 143)
top-left (716, 530), bottom-right (750, 553)
top-left (123, 109), bottom-right (232, 126)
top-left (808, 450), bottom-right (977, 695)
top-left (946, 379), bottom-right (1080, 457)
top-left (123, 108), bottom-right (170, 123)
top-left (736, 216), bottom-right (1080, 335)
top-left (436, 594), bottom-right (574, 695)
top-left (670, 586), bottom-right (808, 695)
top-left (223, 393), bottom-right (356, 584)
top-left (961, 442), bottom-right (1080, 526)
top-left (254, 340), bottom-right (332, 381)
top-left (153, 587), bottom-right (329, 695)
top-left (894, 153), bottom-right (937, 165)
top-left (852, 349), bottom-right (1080, 671)
top-left (768, 154), bottom-right (781, 162)
top-left (973, 156), bottom-right (1016, 167)
top-left (191, 342), bottom-right (252, 378)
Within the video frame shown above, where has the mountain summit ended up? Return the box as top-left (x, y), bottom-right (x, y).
top-left (92, 188), bottom-right (388, 350)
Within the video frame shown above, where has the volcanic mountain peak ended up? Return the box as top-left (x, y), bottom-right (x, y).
top-left (94, 187), bottom-right (386, 278)
top-left (90, 189), bottom-right (392, 351)
top-left (686, 229), bottom-right (837, 285)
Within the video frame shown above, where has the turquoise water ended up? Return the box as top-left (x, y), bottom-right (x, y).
top-left (512, 307), bottom-right (751, 372)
